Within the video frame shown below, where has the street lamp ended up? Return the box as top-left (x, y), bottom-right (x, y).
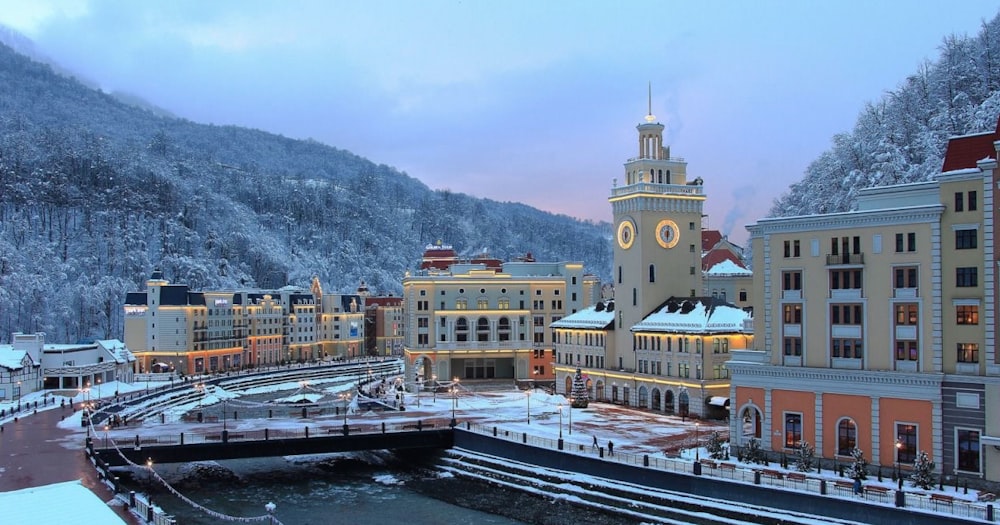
top-left (265, 502), bottom-right (276, 525)
top-left (558, 404), bottom-right (564, 440)
top-left (525, 390), bottom-right (532, 424)
top-left (97, 378), bottom-right (102, 400)
top-left (695, 422), bottom-right (701, 461)
top-left (895, 439), bottom-right (903, 488)
top-left (146, 458), bottom-right (153, 492)
top-left (432, 375), bottom-right (438, 402)
top-left (450, 386), bottom-right (458, 428)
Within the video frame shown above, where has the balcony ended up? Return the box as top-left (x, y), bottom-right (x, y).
top-left (781, 290), bottom-right (802, 301)
top-left (893, 287), bottom-right (918, 299)
top-left (826, 253), bottom-right (864, 266)
top-left (610, 182), bottom-right (703, 198)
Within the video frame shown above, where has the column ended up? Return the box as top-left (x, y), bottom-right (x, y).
top-left (814, 392), bottom-right (823, 457)
top-left (871, 395), bottom-right (881, 465)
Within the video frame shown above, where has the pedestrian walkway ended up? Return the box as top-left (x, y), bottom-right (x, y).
top-left (0, 402), bottom-right (138, 524)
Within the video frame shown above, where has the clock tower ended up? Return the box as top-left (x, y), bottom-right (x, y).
top-left (610, 93), bottom-right (705, 368)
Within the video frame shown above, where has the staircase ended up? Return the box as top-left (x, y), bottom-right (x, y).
top-left (439, 448), bottom-right (865, 525)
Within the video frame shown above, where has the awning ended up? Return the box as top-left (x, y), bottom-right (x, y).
top-left (708, 396), bottom-right (730, 407)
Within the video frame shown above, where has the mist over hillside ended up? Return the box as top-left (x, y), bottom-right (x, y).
top-left (0, 40), bottom-right (612, 343)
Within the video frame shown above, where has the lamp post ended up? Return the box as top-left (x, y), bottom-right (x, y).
top-left (695, 422), bottom-right (701, 461)
top-left (450, 386), bottom-right (457, 428)
top-left (340, 392), bottom-right (351, 436)
top-left (146, 458), bottom-right (153, 493)
top-left (16, 380), bottom-right (21, 402)
top-left (558, 404), bottom-right (564, 440)
top-left (525, 390), bottom-right (532, 424)
top-left (568, 402), bottom-right (573, 435)
top-left (895, 439), bottom-right (903, 489)
top-left (104, 425), bottom-right (109, 449)
top-left (97, 377), bottom-right (102, 400)
top-left (265, 502), bottom-right (276, 525)
top-left (432, 374), bottom-right (437, 402)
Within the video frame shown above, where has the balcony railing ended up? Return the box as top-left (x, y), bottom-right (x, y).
top-left (610, 182), bottom-right (704, 198)
top-left (826, 253), bottom-right (864, 265)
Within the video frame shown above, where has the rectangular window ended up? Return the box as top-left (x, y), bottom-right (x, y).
top-left (830, 269), bottom-right (862, 289)
top-left (894, 304), bottom-right (917, 325)
top-left (956, 229), bottom-right (977, 249)
top-left (783, 304), bottom-right (802, 324)
top-left (955, 192), bottom-right (964, 212)
top-left (896, 424), bottom-right (917, 464)
top-left (957, 343), bottom-right (979, 363)
top-left (968, 191), bottom-right (977, 211)
top-left (957, 429), bottom-right (981, 472)
top-left (783, 337), bottom-right (802, 356)
top-left (417, 317), bottom-right (429, 328)
top-left (956, 267), bottom-right (978, 287)
top-left (957, 305), bottom-right (979, 325)
top-left (895, 341), bottom-right (918, 361)
top-left (782, 271), bottom-right (802, 291)
top-left (831, 338), bottom-right (863, 358)
top-left (907, 232), bottom-right (916, 252)
top-left (895, 233), bottom-right (904, 253)
top-left (831, 304), bottom-right (862, 324)
top-left (533, 316), bottom-right (544, 327)
top-left (784, 240), bottom-right (791, 258)
top-left (785, 413), bottom-right (803, 448)
top-left (894, 267), bottom-right (918, 289)
top-left (455, 299), bottom-right (468, 310)
top-left (793, 240), bottom-right (800, 257)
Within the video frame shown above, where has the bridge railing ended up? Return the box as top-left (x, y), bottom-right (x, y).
top-left (100, 420), bottom-right (444, 450)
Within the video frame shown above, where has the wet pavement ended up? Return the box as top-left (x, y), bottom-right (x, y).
top-left (0, 402), bottom-right (139, 524)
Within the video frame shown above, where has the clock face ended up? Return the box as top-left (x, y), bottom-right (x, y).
top-left (655, 219), bottom-right (680, 249)
top-left (617, 219), bottom-right (636, 250)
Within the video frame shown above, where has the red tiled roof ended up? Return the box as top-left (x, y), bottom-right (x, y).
top-left (701, 248), bottom-right (745, 272)
top-left (941, 115), bottom-right (1000, 172)
top-left (701, 230), bottom-right (723, 252)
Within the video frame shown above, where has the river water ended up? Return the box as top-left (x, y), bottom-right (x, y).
top-left (147, 453), bottom-right (527, 525)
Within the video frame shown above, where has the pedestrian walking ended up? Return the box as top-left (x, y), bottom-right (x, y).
top-left (592, 435), bottom-right (598, 451)
top-left (608, 440), bottom-right (614, 456)
top-left (853, 478), bottom-right (862, 495)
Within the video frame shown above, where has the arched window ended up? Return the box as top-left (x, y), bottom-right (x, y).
top-left (664, 389), bottom-right (674, 414)
top-left (455, 317), bottom-right (469, 342)
top-left (678, 390), bottom-right (690, 418)
top-left (476, 317), bottom-right (490, 342)
top-left (837, 418), bottom-right (857, 456)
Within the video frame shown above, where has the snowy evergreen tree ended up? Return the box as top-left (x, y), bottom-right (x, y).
top-left (738, 438), bottom-right (767, 465)
top-left (849, 447), bottom-right (868, 481)
top-left (795, 441), bottom-right (816, 472)
top-left (706, 431), bottom-right (727, 460)
top-left (910, 450), bottom-right (936, 490)
top-left (569, 368), bottom-right (589, 408)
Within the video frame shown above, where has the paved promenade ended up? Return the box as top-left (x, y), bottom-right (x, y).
top-left (0, 402), bottom-right (138, 524)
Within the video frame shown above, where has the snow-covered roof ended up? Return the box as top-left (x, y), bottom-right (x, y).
top-left (550, 301), bottom-right (615, 330)
top-left (0, 346), bottom-right (29, 370)
top-left (705, 259), bottom-right (751, 276)
top-left (0, 480), bottom-right (125, 524)
top-left (97, 339), bottom-right (136, 364)
top-left (632, 297), bottom-right (751, 334)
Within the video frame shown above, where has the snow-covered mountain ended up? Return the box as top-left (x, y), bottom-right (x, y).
top-left (0, 41), bottom-right (612, 343)
top-left (769, 13), bottom-right (1000, 217)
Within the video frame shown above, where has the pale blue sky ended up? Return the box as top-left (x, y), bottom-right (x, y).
top-left (1, 1), bottom-right (997, 245)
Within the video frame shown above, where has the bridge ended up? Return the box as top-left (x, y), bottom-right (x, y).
top-left (93, 423), bottom-right (454, 467)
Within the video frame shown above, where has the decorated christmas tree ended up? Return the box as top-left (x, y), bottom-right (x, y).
top-left (910, 450), bottom-right (935, 490)
top-left (848, 447), bottom-right (868, 480)
top-left (570, 368), bottom-right (589, 408)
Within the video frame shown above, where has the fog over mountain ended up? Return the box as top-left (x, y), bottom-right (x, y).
top-left (0, 38), bottom-right (612, 343)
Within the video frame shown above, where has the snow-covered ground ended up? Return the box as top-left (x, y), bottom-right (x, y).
top-left (1, 371), bottom-right (992, 524)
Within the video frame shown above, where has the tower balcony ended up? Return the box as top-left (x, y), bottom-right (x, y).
top-left (610, 182), bottom-right (704, 198)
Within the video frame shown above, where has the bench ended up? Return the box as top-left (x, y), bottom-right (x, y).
top-left (786, 472), bottom-right (807, 483)
top-left (699, 459), bottom-right (717, 469)
top-left (833, 480), bottom-right (856, 496)
top-left (930, 493), bottom-right (954, 509)
top-left (978, 492), bottom-right (996, 502)
top-left (864, 485), bottom-right (890, 502)
top-left (718, 462), bottom-right (737, 478)
top-left (761, 469), bottom-right (784, 480)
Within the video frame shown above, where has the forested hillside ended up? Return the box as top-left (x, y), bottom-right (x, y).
top-left (0, 42), bottom-right (612, 343)
top-left (770, 13), bottom-right (1000, 217)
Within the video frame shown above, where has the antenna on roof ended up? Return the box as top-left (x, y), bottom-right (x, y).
top-left (645, 82), bottom-right (656, 123)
